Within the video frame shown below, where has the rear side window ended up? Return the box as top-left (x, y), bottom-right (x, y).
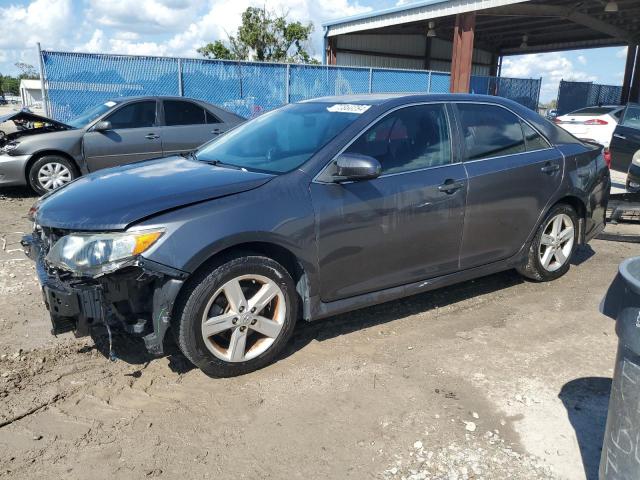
top-left (345, 104), bottom-right (451, 175)
top-left (164, 100), bottom-right (206, 126)
top-left (522, 122), bottom-right (550, 151)
top-left (107, 101), bottom-right (156, 129)
top-left (622, 106), bottom-right (640, 130)
top-left (457, 104), bottom-right (525, 160)
top-left (206, 110), bottom-right (220, 124)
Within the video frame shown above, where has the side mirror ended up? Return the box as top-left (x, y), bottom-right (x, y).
top-left (333, 153), bottom-right (382, 182)
top-left (93, 120), bottom-right (112, 132)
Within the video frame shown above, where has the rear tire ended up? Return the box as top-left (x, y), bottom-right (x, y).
top-left (174, 255), bottom-right (298, 377)
top-left (517, 203), bottom-right (578, 281)
top-left (28, 155), bottom-right (78, 196)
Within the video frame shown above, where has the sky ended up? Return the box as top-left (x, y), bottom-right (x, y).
top-left (0, 0), bottom-right (628, 102)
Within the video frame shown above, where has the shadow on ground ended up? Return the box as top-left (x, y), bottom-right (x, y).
top-left (87, 268), bottom-right (525, 374)
top-left (559, 377), bottom-right (612, 480)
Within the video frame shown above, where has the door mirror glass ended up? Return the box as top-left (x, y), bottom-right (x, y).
top-left (333, 153), bottom-right (381, 182)
top-left (93, 120), bottom-right (112, 132)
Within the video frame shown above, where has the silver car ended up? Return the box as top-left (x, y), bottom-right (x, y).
top-left (0, 96), bottom-right (245, 195)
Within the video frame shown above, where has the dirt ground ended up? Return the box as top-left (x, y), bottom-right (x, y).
top-left (0, 187), bottom-right (638, 480)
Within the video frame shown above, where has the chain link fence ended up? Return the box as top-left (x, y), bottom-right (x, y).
top-left (40, 50), bottom-right (542, 122)
top-left (556, 80), bottom-right (623, 116)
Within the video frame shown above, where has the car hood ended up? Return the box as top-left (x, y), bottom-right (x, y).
top-left (0, 110), bottom-right (71, 129)
top-left (35, 156), bottom-right (275, 230)
top-left (1, 110), bottom-right (74, 146)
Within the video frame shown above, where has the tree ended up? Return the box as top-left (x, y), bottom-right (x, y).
top-left (198, 7), bottom-right (318, 64)
top-left (14, 62), bottom-right (39, 79)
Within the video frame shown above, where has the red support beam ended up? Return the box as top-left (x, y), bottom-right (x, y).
top-left (621, 45), bottom-right (637, 104)
top-left (450, 13), bottom-right (476, 94)
top-left (327, 38), bottom-right (337, 66)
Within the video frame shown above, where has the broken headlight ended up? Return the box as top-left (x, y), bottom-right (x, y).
top-left (0, 141), bottom-right (19, 154)
top-left (45, 230), bottom-right (163, 276)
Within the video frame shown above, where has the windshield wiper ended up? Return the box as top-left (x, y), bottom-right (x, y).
top-left (199, 158), bottom-right (245, 171)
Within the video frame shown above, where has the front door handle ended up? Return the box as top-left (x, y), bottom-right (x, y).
top-left (145, 133), bottom-right (160, 140)
top-left (438, 180), bottom-right (465, 194)
top-left (541, 163), bottom-right (560, 174)
top-left (613, 133), bottom-right (627, 140)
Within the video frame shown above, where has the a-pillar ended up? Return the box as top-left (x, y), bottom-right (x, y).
top-left (450, 13), bottom-right (476, 93)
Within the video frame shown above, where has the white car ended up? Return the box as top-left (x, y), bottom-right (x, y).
top-left (554, 105), bottom-right (624, 148)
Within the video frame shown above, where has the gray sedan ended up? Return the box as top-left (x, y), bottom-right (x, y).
top-left (0, 96), bottom-right (244, 195)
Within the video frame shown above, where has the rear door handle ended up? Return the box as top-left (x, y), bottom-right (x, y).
top-left (438, 180), bottom-right (465, 194)
top-left (613, 133), bottom-right (627, 140)
top-left (541, 163), bottom-right (560, 174)
top-left (211, 128), bottom-right (222, 135)
top-left (145, 133), bottom-right (159, 140)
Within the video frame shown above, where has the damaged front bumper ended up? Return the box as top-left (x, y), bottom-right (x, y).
top-left (21, 232), bottom-right (186, 355)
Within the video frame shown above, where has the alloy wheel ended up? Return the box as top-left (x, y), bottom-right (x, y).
top-left (201, 274), bottom-right (286, 362)
top-left (38, 162), bottom-right (72, 191)
top-left (538, 213), bottom-right (575, 272)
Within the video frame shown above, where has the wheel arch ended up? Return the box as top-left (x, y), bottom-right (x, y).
top-left (25, 150), bottom-right (81, 178)
top-left (554, 195), bottom-right (587, 242)
top-left (174, 241), bottom-right (312, 323)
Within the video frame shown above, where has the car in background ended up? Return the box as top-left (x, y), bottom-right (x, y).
top-left (0, 96), bottom-right (245, 195)
top-left (554, 105), bottom-right (624, 148)
top-left (609, 103), bottom-right (640, 191)
top-left (546, 109), bottom-right (558, 120)
top-left (23, 94), bottom-right (610, 377)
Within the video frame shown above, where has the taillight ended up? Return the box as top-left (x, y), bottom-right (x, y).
top-left (584, 119), bottom-right (609, 125)
top-left (603, 149), bottom-right (612, 168)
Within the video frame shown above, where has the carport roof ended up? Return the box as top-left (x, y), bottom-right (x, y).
top-left (324, 0), bottom-right (640, 55)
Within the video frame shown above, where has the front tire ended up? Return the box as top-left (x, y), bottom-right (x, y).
top-left (28, 155), bottom-right (78, 195)
top-left (518, 203), bottom-right (578, 281)
top-left (174, 255), bottom-right (298, 377)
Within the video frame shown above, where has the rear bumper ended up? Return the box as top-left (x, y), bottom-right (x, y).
top-left (0, 154), bottom-right (30, 186)
top-left (22, 233), bottom-right (186, 355)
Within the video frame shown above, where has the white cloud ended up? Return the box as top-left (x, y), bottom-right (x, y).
top-left (0, 0), bottom-right (370, 73)
top-left (577, 55), bottom-right (587, 65)
top-left (0, 0), bottom-right (77, 70)
top-left (502, 52), bottom-right (597, 102)
top-left (616, 47), bottom-right (628, 59)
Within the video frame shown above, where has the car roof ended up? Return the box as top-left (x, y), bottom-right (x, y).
top-left (108, 95), bottom-right (205, 103)
top-left (301, 93), bottom-right (509, 106)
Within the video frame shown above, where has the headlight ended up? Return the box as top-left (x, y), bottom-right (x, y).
top-left (45, 230), bottom-right (163, 276)
top-left (0, 142), bottom-right (19, 154)
top-left (633, 151), bottom-right (640, 167)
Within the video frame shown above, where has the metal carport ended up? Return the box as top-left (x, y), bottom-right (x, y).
top-left (323, 0), bottom-right (640, 102)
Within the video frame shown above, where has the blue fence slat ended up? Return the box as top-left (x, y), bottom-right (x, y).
top-left (289, 65), bottom-right (369, 103)
top-left (556, 80), bottom-right (622, 116)
top-left (43, 52), bottom-right (179, 122)
top-left (40, 51), bottom-right (542, 121)
top-left (371, 69), bottom-right (429, 93)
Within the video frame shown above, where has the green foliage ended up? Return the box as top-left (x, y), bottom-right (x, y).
top-left (0, 75), bottom-right (20, 95)
top-left (198, 7), bottom-right (319, 64)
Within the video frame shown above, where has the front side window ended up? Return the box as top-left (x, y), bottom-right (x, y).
top-left (622, 106), bottom-right (640, 130)
top-left (164, 100), bottom-right (206, 126)
top-left (107, 101), bottom-right (156, 129)
top-left (195, 102), bottom-right (363, 174)
top-left (457, 104), bottom-right (526, 160)
top-left (344, 104), bottom-right (451, 175)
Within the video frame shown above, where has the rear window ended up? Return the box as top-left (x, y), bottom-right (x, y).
top-left (568, 107), bottom-right (619, 116)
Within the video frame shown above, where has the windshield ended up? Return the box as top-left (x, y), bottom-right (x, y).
top-left (67, 102), bottom-right (116, 128)
top-left (195, 102), bottom-right (365, 173)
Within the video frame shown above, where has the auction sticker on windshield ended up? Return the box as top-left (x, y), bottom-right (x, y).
top-left (327, 104), bottom-right (371, 114)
